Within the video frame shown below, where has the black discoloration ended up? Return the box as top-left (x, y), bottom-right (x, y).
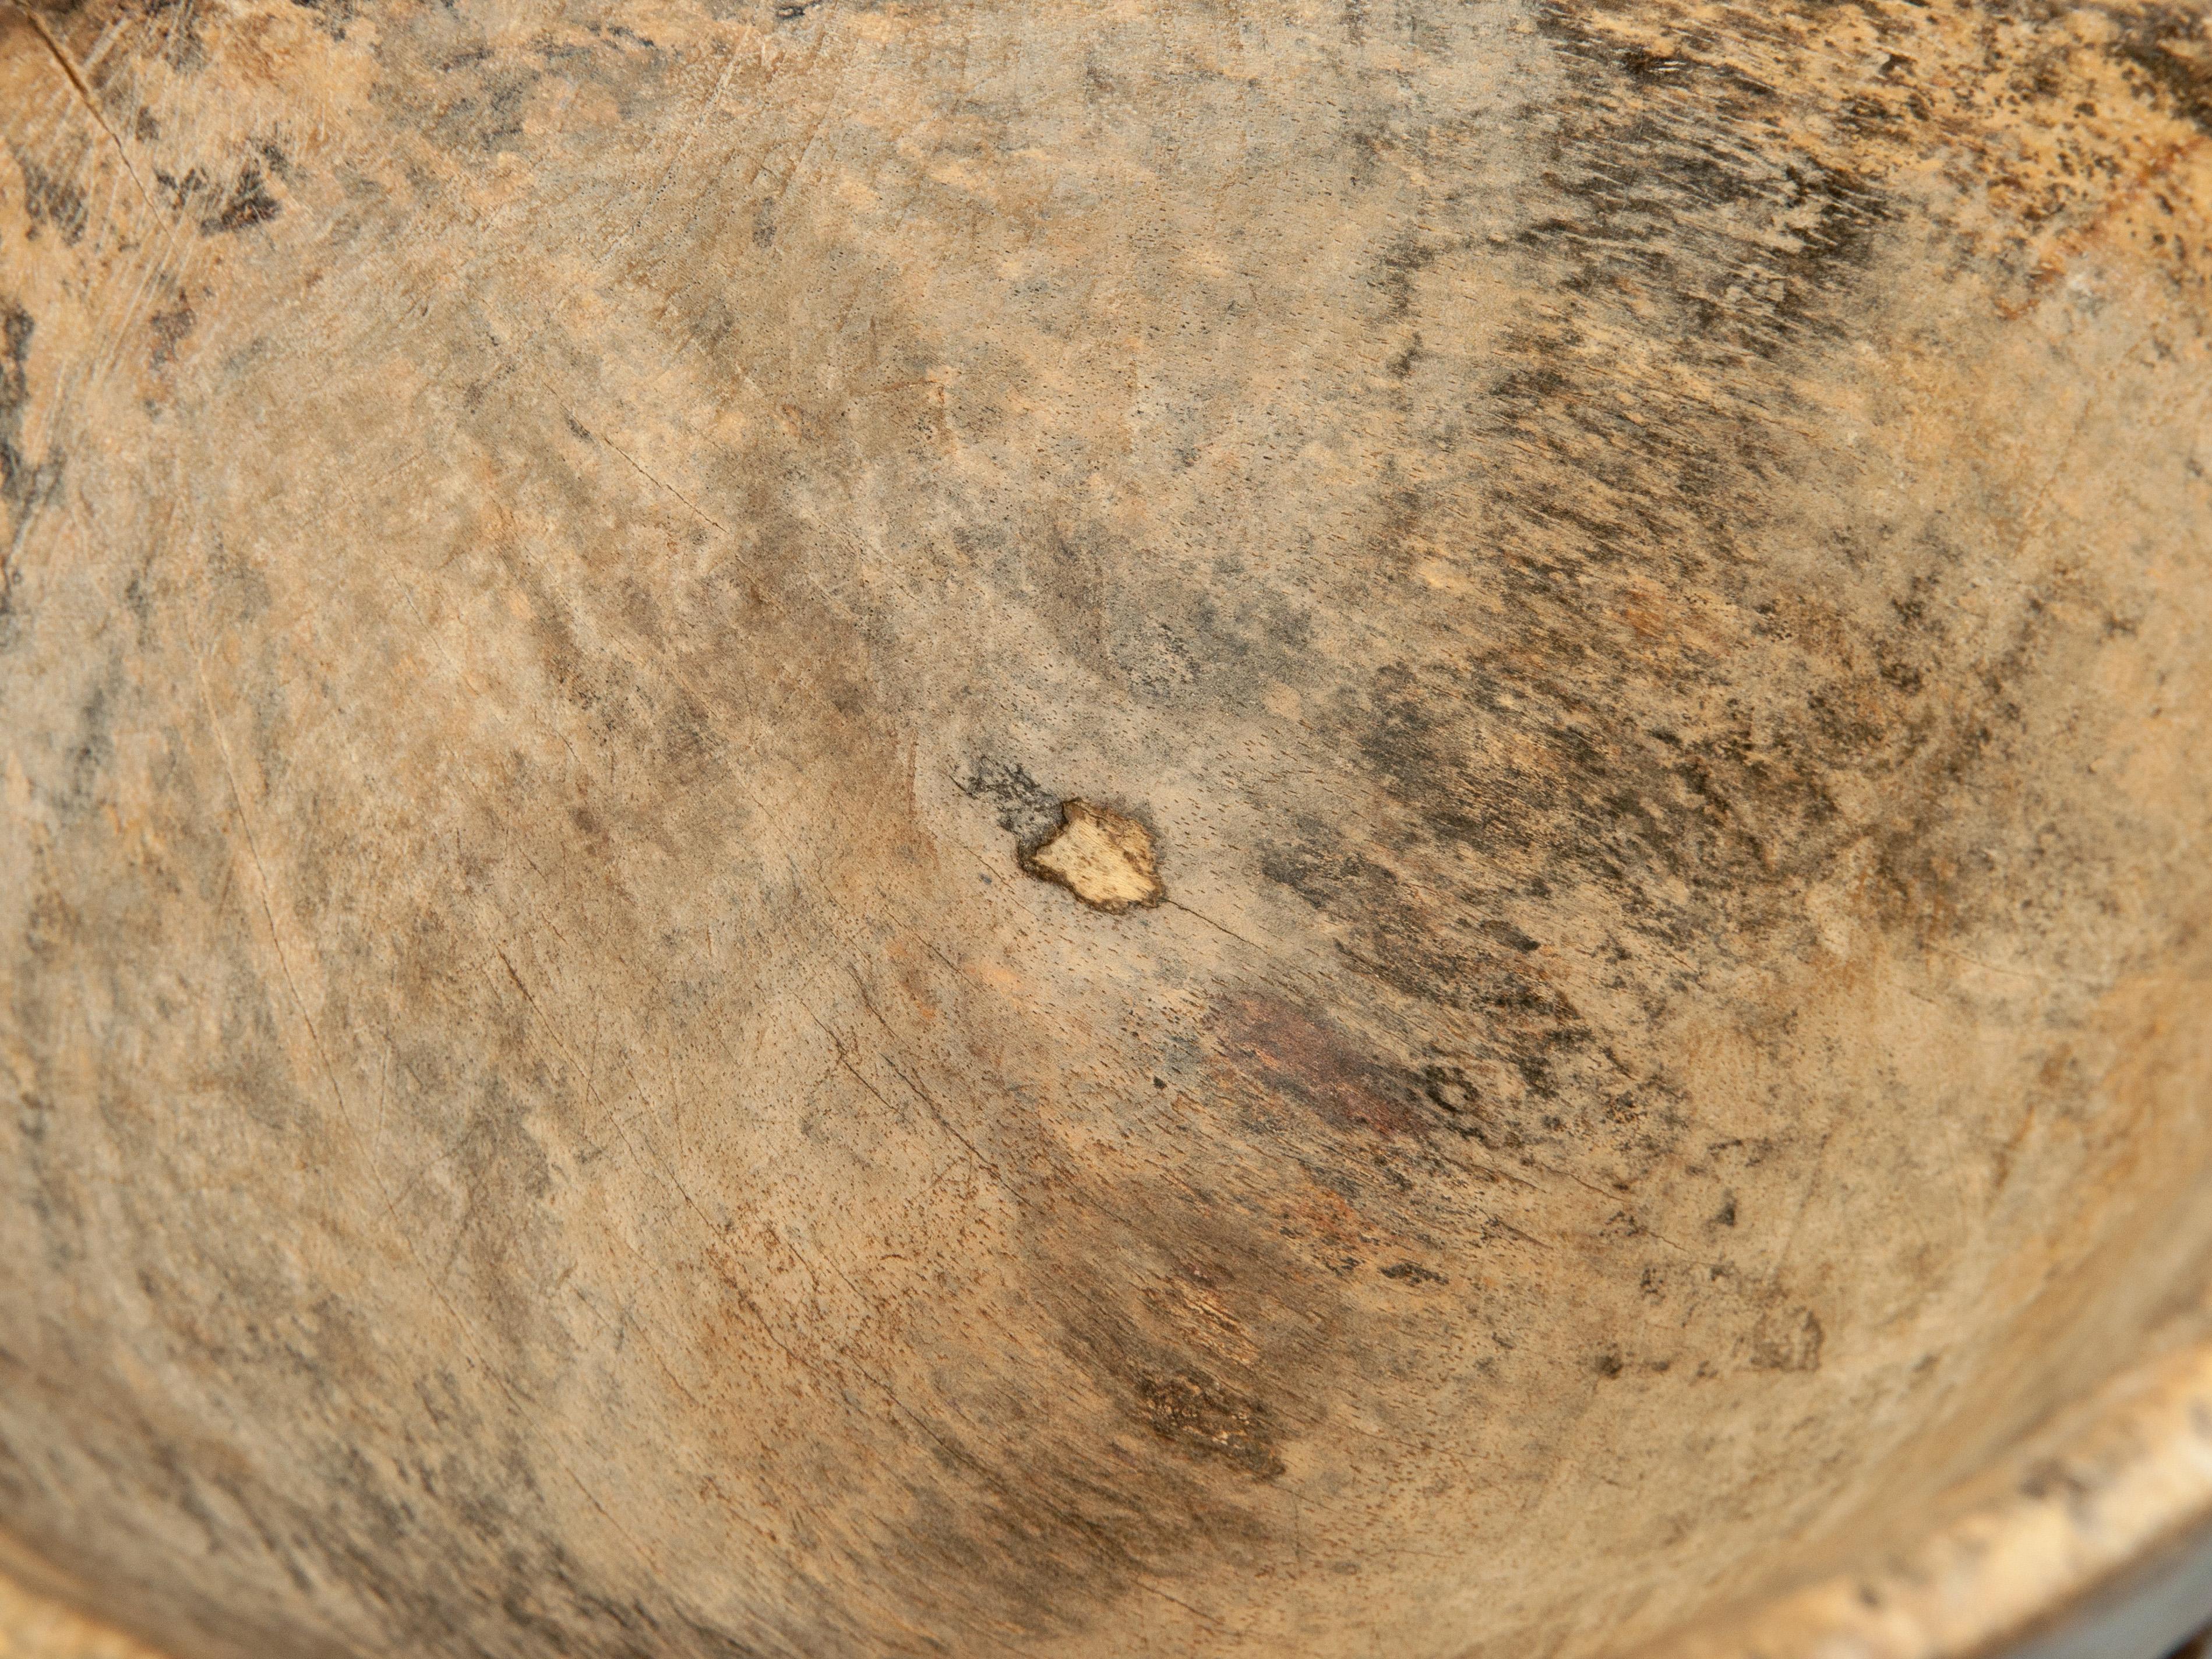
top-left (11, 151), bottom-right (88, 245)
top-left (133, 0), bottom-right (211, 68)
top-left (0, 303), bottom-right (36, 499)
top-left (0, 302), bottom-right (62, 601)
top-left (1253, 0), bottom-right (2155, 1232)
top-left (430, 61), bottom-right (541, 153)
top-left (927, 1174), bottom-right (1350, 1642)
top-left (1381, 1261), bottom-right (1446, 1284)
top-left (147, 295), bottom-right (194, 367)
top-left (954, 755), bottom-right (1061, 842)
top-left (1749, 1306), bottom-right (1825, 1373)
top-left (152, 165), bottom-right (207, 210)
top-left (199, 162), bottom-right (281, 234)
top-left (2101, 3), bottom-right (2212, 136)
top-left (288, 0), bottom-right (358, 40)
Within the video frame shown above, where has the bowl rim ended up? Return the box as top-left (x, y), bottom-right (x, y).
top-left (1634, 1331), bottom-right (2212, 1659)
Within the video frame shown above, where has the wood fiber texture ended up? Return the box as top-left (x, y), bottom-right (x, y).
top-left (2, 1), bottom-right (2211, 1656)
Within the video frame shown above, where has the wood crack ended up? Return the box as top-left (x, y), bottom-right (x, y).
top-left (6, 3), bottom-right (163, 220)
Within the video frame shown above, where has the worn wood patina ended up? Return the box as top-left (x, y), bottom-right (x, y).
top-left (3, 1), bottom-right (2211, 1655)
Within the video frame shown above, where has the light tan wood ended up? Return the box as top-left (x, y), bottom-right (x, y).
top-left (3, 1), bottom-right (2210, 1655)
top-left (0, 1536), bottom-right (173, 1659)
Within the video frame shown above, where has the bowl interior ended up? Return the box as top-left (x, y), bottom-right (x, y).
top-left (3, 2), bottom-right (2210, 1656)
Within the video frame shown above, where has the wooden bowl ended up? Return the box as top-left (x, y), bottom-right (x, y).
top-left (3, 1), bottom-right (2209, 1654)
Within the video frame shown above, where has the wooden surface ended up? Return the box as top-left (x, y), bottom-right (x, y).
top-left (3, 1), bottom-right (2212, 1656)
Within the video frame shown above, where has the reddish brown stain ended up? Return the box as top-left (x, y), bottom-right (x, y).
top-left (1213, 994), bottom-right (1422, 1140)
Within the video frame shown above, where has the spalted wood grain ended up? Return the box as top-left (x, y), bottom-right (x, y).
top-left (2, 1), bottom-right (2211, 1656)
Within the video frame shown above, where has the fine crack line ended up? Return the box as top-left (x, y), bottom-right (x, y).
top-left (584, 414), bottom-right (729, 532)
top-left (1163, 895), bottom-right (1263, 952)
top-left (9, 3), bottom-right (163, 219)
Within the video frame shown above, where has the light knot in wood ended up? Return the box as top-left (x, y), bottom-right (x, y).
top-left (1019, 799), bottom-right (1165, 913)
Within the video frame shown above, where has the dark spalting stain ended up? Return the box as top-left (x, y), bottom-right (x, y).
top-left (2101, 3), bottom-right (2212, 137)
top-left (1116, 571), bottom-right (1313, 715)
top-left (1749, 1305), bottom-right (1826, 1373)
top-left (147, 294), bottom-right (194, 367)
top-left (953, 753), bottom-right (1061, 842)
top-left (1209, 981), bottom-right (1682, 1203)
top-left (152, 165), bottom-right (208, 211)
top-left (2016, 1457), bottom-right (2096, 1506)
top-left (434, 64), bottom-right (540, 153)
top-left (0, 302), bottom-right (37, 500)
top-left (594, 21), bottom-right (661, 51)
top-left (68, 0), bottom-right (214, 70)
top-left (1262, 825), bottom-right (1613, 1082)
top-left (0, 300), bottom-right (63, 612)
top-left (1246, 2), bottom-right (2186, 1229)
top-left (375, 9), bottom-right (683, 158)
top-left (1273, 9), bottom-right (1903, 1012)
top-left (10, 150), bottom-right (88, 245)
top-left (1381, 1260), bottom-right (1447, 1285)
top-left (52, 679), bottom-right (114, 817)
top-left (287, 0), bottom-right (359, 41)
top-left (199, 161), bottom-right (281, 234)
top-left (881, 1176), bottom-right (1350, 1643)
